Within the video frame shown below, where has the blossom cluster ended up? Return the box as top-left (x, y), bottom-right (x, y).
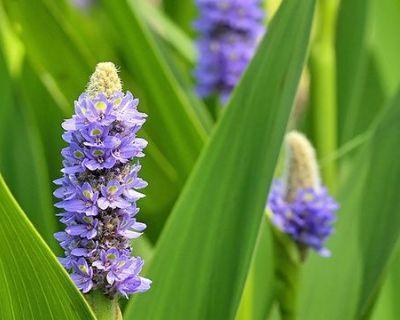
top-left (267, 132), bottom-right (339, 257)
top-left (54, 65), bottom-right (151, 298)
top-left (194, 0), bottom-right (265, 102)
top-left (268, 181), bottom-right (338, 257)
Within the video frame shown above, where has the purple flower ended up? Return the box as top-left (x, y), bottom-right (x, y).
top-left (268, 181), bottom-right (338, 257)
top-left (117, 215), bottom-right (146, 239)
top-left (83, 148), bottom-right (116, 171)
top-left (66, 217), bottom-right (98, 240)
top-left (97, 180), bottom-right (131, 210)
top-left (194, 0), bottom-right (265, 102)
top-left (71, 258), bottom-right (94, 293)
top-left (55, 182), bottom-right (99, 216)
top-left (114, 258), bottom-right (151, 298)
top-left (54, 62), bottom-right (151, 298)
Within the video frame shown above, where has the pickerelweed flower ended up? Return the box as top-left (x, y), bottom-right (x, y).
top-left (54, 62), bottom-right (151, 298)
top-left (194, 0), bottom-right (265, 102)
top-left (268, 131), bottom-right (338, 258)
top-left (70, 0), bottom-right (95, 10)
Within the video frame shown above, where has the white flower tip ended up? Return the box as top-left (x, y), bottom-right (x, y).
top-left (87, 62), bottom-right (122, 99)
top-left (284, 130), bottom-right (320, 201)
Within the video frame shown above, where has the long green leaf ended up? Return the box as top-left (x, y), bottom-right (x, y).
top-left (0, 174), bottom-right (96, 319)
top-left (135, 0), bottom-right (196, 64)
top-left (299, 92), bottom-right (400, 319)
top-left (369, 0), bottom-right (400, 96)
top-left (235, 219), bottom-right (275, 320)
top-left (0, 34), bottom-right (58, 250)
top-left (162, 0), bottom-right (196, 36)
top-left (336, 0), bottom-right (382, 146)
top-left (125, 0), bottom-right (315, 318)
top-left (371, 246), bottom-right (400, 320)
top-left (133, 0), bottom-right (213, 134)
top-left (2, 0), bottom-right (93, 103)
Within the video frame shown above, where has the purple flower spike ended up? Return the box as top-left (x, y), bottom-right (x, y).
top-left (54, 62), bottom-right (151, 298)
top-left (268, 181), bottom-right (338, 257)
top-left (194, 0), bottom-right (265, 102)
top-left (268, 132), bottom-right (339, 258)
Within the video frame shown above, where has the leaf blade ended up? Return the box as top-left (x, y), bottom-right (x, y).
top-left (125, 0), bottom-right (316, 318)
top-left (0, 174), bottom-right (96, 320)
top-left (299, 91), bottom-right (400, 320)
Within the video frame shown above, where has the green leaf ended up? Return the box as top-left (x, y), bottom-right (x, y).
top-left (125, 0), bottom-right (315, 318)
top-left (2, 0), bottom-right (93, 103)
top-left (135, 0), bottom-right (196, 65)
top-left (100, 0), bottom-right (208, 180)
top-left (162, 0), bottom-right (196, 36)
top-left (298, 92), bottom-right (400, 320)
top-left (371, 247), bottom-right (400, 320)
top-left (235, 219), bottom-right (275, 320)
top-left (369, 0), bottom-right (400, 96)
top-left (0, 36), bottom-right (58, 250)
top-left (336, 0), bottom-right (384, 146)
top-left (0, 174), bottom-right (96, 319)
top-left (134, 0), bottom-right (213, 133)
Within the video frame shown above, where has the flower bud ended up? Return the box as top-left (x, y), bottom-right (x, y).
top-left (268, 131), bottom-right (338, 258)
top-left (87, 62), bottom-right (122, 99)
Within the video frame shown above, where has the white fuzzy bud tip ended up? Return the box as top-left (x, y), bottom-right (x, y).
top-left (284, 131), bottom-right (320, 202)
top-left (86, 62), bottom-right (122, 99)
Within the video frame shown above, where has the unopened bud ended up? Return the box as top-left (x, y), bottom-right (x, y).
top-left (283, 131), bottom-right (320, 202)
top-left (86, 62), bottom-right (122, 99)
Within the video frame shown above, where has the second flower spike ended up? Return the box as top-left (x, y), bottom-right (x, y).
top-left (194, 0), bottom-right (265, 103)
top-left (268, 131), bottom-right (338, 259)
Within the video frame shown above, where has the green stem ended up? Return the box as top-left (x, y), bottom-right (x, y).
top-left (85, 291), bottom-right (122, 320)
top-left (272, 227), bottom-right (301, 320)
top-left (309, 0), bottom-right (339, 191)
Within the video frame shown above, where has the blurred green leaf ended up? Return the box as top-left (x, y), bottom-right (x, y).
top-left (336, 0), bottom-right (384, 146)
top-left (369, 0), bottom-right (400, 96)
top-left (2, 0), bottom-right (93, 104)
top-left (100, 0), bottom-right (208, 180)
top-left (371, 246), bottom-right (400, 320)
top-left (133, 0), bottom-right (213, 133)
top-left (299, 91), bottom-right (400, 320)
top-left (235, 219), bottom-right (275, 320)
top-left (17, 61), bottom-right (65, 182)
top-left (162, 0), bottom-right (196, 36)
top-left (0, 39), bottom-right (58, 250)
top-left (136, 0), bottom-right (196, 64)
top-left (148, 27), bottom-right (213, 133)
top-left (125, 0), bottom-right (315, 318)
top-left (0, 174), bottom-right (96, 319)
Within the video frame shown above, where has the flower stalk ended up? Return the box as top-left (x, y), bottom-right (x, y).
top-left (271, 225), bottom-right (301, 320)
top-left (309, 0), bottom-right (339, 190)
top-left (86, 290), bottom-right (122, 320)
top-left (268, 131), bottom-right (338, 320)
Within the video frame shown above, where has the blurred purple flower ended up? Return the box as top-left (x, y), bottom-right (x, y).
top-left (194, 0), bottom-right (265, 102)
top-left (70, 0), bottom-right (95, 11)
top-left (268, 181), bottom-right (338, 257)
